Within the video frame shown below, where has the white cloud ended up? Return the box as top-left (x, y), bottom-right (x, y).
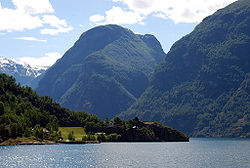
top-left (94, 0), bottom-right (237, 24)
top-left (0, 0), bottom-right (72, 34)
top-left (0, 7), bottom-right (43, 31)
top-left (40, 15), bottom-right (73, 35)
top-left (12, 0), bottom-right (54, 14)
top-left (90, 6), bottom-right (144, 25)
top-left (40, 27), bottom-right (73, 35)
top-left (42, 15), bottom-right (68, 28)
top-left (105, 7), bottom-right (143, 24)
top-left (89, 14), bottom-right (105, 22)
top-left (18, 52), bottom-right (62, 69)
top-left (16, 36), bottom-right (47, 42)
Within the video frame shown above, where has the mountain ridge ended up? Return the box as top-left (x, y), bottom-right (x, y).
top-left (36, 24), bottom-right (166, 119)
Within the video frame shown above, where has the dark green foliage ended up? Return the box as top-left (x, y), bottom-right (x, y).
top-left (0, 73), bottom-right (102, 142)
top-left (49, 131), bottom-right (61, 142)
top-left (68, 131), bottom-right (75, 141)
top-left (113, 116), bottom-right (124, 125)
top-left (106, 133), bottom-right (121, 142)
top-left (85, 134), bottom-right (96, 141)
top-left (82, 134), bottom-right (97, 142)
top-left (84, 122), bottom-right (98, 134)
top-left (97, 133), bottom-right (106, 142)
top-left (100, 117), bottom-right (188, 142)
top-left (46, 121), bottom-right (59, 132)
top-left (0, 101), bottom-right (4, 115)
top-left (23, 127), bottom-right (32, 137)
top-left (33, 124), bottom-right (43, 141)
top-left (121, 0), bottom-right (250, 138)
top-left (36, 24), bottom-right (166, 119)
top-left (82, 135), bottom-right (87, 141)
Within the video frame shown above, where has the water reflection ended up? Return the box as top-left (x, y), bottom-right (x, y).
top-left (0, 139), bottom-right (249, 168)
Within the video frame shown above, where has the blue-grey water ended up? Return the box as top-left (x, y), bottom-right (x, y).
top-left (0, 138), bottom-right (249, 168)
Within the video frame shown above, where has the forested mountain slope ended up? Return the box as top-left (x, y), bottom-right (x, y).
top-left (121, 0), bottom-right (250, 137)
top-left (0, 73), bottom-right (102, 141)
top-left (36, 25), bottom-right (166, 119)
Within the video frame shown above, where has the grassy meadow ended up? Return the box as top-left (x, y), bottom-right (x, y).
top-left (59, 127), bottom-right (86, 141)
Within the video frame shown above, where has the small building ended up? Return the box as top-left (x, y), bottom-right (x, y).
top-left (95, 132), bottom-right (106, 136)
top-left (43, 129), bottom-right (50, 137)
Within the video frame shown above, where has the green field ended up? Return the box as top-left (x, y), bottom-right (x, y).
top-left (59, 127), bottom-right (86, 141)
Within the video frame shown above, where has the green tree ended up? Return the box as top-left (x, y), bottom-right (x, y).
top-left (0, 101), bottom-right (4, 115)
top-left (106, 133), bottom-right (121, 142)
top-left (104, 118), bottom-right (110, 126)
top-left (140, 126), bottom-right (155, 138)
top-left (46, 121), bottom-right (59, 132)
top-left (33, 124), bottom-right (43, 141)
top-left (97, 133), bottom-right (106, 142)
top-left (126, 119), bottom-right (133, 129)
top-left (68, 131), bottom-right (75, 141)
top-left (84, 122), bottom-right (97, 134)
top-left (15, 103), bottom-right (27, 115)
top-left (113, 117), bottom-right (123, 126)
top-left (133, 117), bottom-right (139, 123)
top-left (82, 135), bottom-right (88, 142)
top-left (23, 127), bottom-right (32, 137)
top-left (50, 131), bottom-right (60, 142)
top-left (87, 134), bottom-right (96, 141)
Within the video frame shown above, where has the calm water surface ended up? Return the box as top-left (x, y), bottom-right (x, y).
top-left (0, 138), bottom-right (249, 168)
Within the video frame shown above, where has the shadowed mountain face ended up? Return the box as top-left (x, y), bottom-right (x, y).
top-left (36, 25), bottom-right (166, 119)
top-left (121, 0), bottom-right (250, 138)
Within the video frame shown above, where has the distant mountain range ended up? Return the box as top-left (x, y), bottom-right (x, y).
top-left (0, 57), bottom-right (46, 87)
top-left (120, 0), bottom-right (250, 138)
top-left (36, 24), bottom-right (166, 119)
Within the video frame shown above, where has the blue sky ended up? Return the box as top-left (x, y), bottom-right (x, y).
top-left (0, 0), bottom-right (236, 69)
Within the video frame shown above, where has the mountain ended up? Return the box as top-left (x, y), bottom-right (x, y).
top-left (36, 25), bottom-right (166, 119)
top-left (120, 0), bottom-right (250, 138)
top-left (0, 57), bottom-right (45, 87)
top-left (0, 73), bottom-right (188, 143)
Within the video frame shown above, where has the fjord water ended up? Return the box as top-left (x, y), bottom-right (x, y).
top-left (0, 138), bottom-right (249, 168)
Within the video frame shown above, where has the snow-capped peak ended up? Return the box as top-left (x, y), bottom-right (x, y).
top-left (0, 57), bottom-right (47, 85)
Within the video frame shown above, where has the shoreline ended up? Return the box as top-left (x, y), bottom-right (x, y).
top-left (0, 141), bottom-right (58, 146)
top-left (0, 139), bottom-right (189, 146)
